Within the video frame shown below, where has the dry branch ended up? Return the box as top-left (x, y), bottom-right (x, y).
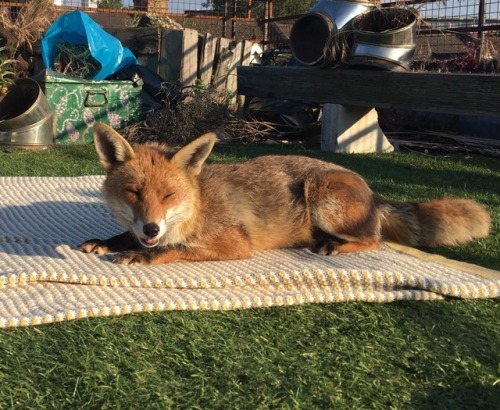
top-left (120, 87), bottom-right (296, 145)
top-left (0, 0), bottom-right (57, 55)
top-left (387, 130), bottom-right (500, 157)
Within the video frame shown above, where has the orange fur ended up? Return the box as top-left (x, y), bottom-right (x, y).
top-left (78, 123), bottom-right (492, 265)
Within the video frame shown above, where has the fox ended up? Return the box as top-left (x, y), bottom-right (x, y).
top-left (78, 122), bottom-right (491, 265)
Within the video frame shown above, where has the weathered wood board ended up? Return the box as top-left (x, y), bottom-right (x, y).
top-left (198, 32), bottom-right (216, 87)
top-left (212, 37), bottom-right (233, 92)
top-left (237, 66), bottom-right (500, 118)
top-left (159, 28), bottom-right (199, 87)
top-left (110, 27), bottom-right (159, 73)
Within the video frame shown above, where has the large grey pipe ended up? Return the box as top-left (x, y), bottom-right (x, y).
top-left (290, 0), bottom-right (376, 67)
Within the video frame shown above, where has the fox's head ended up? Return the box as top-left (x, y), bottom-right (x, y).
top-left (93, 123), bottom-right (217, 248)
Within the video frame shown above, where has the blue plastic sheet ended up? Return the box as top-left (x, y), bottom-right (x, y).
top-left (41, 11), bottom-right (139, 80)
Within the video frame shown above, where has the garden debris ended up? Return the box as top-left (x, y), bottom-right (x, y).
top-left (120, 85), bottom-right (286, 145)
top-left (0, 0), bottom-right (57, 55)
top-left (137, 12), bottom-right (184, 30)
top-left (54, 44), bottom-right (101, 79)
top-left (248, 97), bottom-right (320, 137)
top-left (386, 130), bottom-right (500, 157)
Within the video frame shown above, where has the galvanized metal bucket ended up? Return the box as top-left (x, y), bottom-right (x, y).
top-left (0, 78), bottom-right (55, 148)
top-left (290, 0), bottom-right (375, 67)
top-left (348, 8), bottom-right (418, 71)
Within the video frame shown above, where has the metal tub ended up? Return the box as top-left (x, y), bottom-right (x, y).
top-left (348, 8), bottom-right (418, 71)
top-left (0, 78), bottom-right (55, 148)
top-left (0, 114), bottom-right (55, 149)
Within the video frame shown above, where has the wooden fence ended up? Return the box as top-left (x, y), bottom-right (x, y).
top-left (32, 27), bottom-right (255, 106)
top-left (238, 66), bottom-right (500, 152)
top-left (104, 27), bottom-right (254, 105)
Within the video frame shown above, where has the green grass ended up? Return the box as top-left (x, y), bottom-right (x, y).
top-left (0, 144), bottom-right (499, 409)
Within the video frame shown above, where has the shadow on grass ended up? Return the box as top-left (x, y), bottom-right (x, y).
top-left (385, 300), bottom-right (499, 408)
top-left (411, 384), bottom-right (499, 409)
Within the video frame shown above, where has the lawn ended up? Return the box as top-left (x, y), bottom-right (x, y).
top-left (0, 143), bottom-right (499, 409)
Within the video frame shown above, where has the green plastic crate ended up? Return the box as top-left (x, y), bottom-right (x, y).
top-left (35, 69), bottom-right (142, 144)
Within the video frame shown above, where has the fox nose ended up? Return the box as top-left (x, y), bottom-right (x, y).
top-left (143, 223), bottom-right (160, 238)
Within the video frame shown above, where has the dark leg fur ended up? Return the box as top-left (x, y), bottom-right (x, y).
top-left (308, 171), bottom-right (383, 254)
top-left (77, 231), bottom-right (139, 255)
top-left (310, 230), bottom-right (345, 255)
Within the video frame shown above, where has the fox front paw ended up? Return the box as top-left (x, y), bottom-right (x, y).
top-left (312, 240), bottom-right (340, 256)
top-left (113, 251), bottom-right (152, 265)
top-left (78, 239), bottom-right (114, 255)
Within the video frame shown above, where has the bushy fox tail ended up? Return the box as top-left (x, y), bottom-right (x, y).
top-left (377, 197), bottom-right (491, 247)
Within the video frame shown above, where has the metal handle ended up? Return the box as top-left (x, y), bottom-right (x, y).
top-left (84, 89), bottom-right (108, 107)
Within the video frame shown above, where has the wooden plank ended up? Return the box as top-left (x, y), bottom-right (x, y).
top-left (180, 28), bottom-right (199, 87)
top-left (225, 41), bottom-right (244, 107)
top-left (321, 104), bottom-right (338, 152)
top-left (212, 38), bottom-right (232, 92)
top-left (237, 66), bottom-right (500, 118)
top-left (159, 28), bottom-right (199, 87)
top-left (198, 32), bottom-right (216, 87)
top-left (236, 40), bottom-right (254, 109)
top-left (108, 27), bottom-right (159, 55)
top-left (240, 40), bottom-right (253, 67)
top-left (110, 27), bottom-right (160, 73)
top-left (159, 30), bottom-right (181, 84)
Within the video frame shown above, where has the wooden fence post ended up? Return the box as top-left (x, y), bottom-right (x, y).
top-left (199, 32), bottom-right (216, 87)
top-left (212, 37), bottom-right (233, 92)
top-left (159, 28), bottom-right (199, 87)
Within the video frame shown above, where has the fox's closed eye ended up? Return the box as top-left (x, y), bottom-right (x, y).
top-left (125, 188), bottom-right (141, 199)
top-left (163, 192), bottom-right (175, 201)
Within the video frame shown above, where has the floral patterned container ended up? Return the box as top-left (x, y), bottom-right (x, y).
top-left (34, 69), bottom-right (143, 144)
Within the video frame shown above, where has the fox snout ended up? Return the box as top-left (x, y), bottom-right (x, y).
top-left (138, 222), bottom-right (161, 248)
top-left (143, 223), bottom-right (160, 238)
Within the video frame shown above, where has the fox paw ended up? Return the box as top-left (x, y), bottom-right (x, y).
top-left (114, 251), bottom-right (152, 265)
top-left (315, 241), bottom-right (339, 256)
top-left (78, 240), bottom-right (113, 255)
top-left (313, 241), bottom-right (340, 256)
top-left (312, 239), bottom-right (382, 255)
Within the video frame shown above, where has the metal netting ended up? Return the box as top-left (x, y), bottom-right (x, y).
top-left (1, 0), bottom-right (498, 68)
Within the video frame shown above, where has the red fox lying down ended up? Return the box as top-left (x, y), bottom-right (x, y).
top-left (78, 123), bottom-right (491, 265)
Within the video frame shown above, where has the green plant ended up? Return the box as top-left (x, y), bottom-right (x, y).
top-left (0, 43), bottom-right (18, 96)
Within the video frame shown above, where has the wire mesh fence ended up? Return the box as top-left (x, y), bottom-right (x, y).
top-left (1, 0), bottom-right (499, 70)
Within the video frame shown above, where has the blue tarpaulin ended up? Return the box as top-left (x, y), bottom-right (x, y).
top-left (41, 10), bottom-right (139, 80)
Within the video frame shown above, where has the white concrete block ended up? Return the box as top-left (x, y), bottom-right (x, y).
top-left (321, 104), bottom-right (394, 153)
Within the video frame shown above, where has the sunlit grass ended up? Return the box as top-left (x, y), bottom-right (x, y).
top-left (0, 142), bottom-right (499, 409)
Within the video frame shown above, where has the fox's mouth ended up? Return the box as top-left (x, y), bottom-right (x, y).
top-left (139, 237), bottom-right (160, 248)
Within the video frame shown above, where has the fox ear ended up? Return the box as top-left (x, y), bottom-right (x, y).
top-left (172, 132), bottom-right (217, 175)
top-left (93, 123), bottom-right (135, 170)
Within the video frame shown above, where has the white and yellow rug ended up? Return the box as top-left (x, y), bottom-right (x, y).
top-left (1, 176), bottom-right (499, 328)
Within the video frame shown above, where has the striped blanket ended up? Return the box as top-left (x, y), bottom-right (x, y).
top-left (1, 176), bottom-right (498, 328)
